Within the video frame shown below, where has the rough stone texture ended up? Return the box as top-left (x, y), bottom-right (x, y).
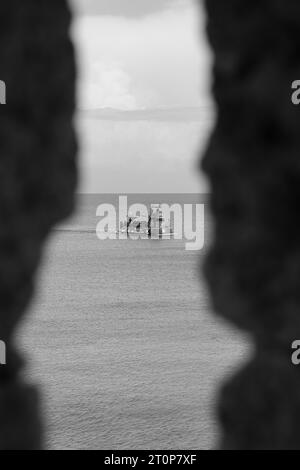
top-left (203, 0), bottom-right (300, 449)
top-left (0, 0), bottom-right (77, 449)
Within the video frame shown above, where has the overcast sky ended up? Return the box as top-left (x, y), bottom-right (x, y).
top-left (70, 0), bottom-right (212, 193)
top-left (72, 0), bottom-right (187, 18)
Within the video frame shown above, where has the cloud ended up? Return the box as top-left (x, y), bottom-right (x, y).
top-left (71, 0), bottom-right (212, 193)
top-left (79, 61), bottom-right (138, 110)
top-left (73, 1), bottom-right (211, 110)
top-left (71, 0), bottom-right (186, 18)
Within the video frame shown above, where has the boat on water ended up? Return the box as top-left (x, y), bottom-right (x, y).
top-left (119, 204), bottom-right (174, 238)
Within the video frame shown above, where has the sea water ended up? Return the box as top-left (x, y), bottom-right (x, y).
top-left (17, 195), bottom-right (249, 450)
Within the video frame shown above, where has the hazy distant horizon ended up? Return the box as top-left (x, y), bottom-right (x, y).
top-left (78, 106), bottom-right (214, 121)
top-left (72, 0), bottom-right (212, 194)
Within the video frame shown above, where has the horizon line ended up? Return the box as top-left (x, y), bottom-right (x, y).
top-left (77, 106), bottom-right (215, 122)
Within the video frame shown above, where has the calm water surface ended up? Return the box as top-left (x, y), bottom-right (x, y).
top-left (18, 195), bottom-right (249, 450)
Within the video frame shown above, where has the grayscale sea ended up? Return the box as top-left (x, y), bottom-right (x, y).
top-left (17, 194), bottom-right (249, 450)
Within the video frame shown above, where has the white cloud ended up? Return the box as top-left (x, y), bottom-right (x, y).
top-left (71, 0), bottom-right (212, 192)
top-left (79, 61), bottom-right (138, 110)
top-left (73, 0), bottom-right (211, 110)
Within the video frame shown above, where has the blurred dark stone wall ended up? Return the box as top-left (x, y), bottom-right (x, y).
top-left (203, 0), bottom-right (300, 449)
top-left (0, 0), bottom-right (77, 449)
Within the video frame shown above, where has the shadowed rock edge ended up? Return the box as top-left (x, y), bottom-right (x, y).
top-left (203, 0), bottom-right (300, 449)
top-left (0, 0), bottom-right (77, 450)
